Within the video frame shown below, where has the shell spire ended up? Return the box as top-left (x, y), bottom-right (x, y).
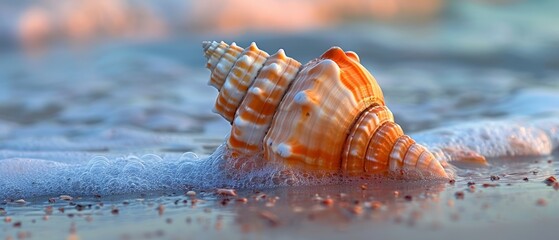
top-left (202, 41), bottom-right (449, 179)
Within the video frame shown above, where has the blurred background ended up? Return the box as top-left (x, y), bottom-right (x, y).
top-left (1, 0), bottom-right (559, 153)
top-left (2, 0), bottom-right (558, 62)
top-left (1, 0), bottom-right (559, 215)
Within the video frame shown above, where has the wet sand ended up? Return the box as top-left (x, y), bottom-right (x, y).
top-left (2, 155), bottom-right (558, 240)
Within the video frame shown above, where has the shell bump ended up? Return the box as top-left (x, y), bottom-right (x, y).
top-left (202, 41), bottom-right (449, 179)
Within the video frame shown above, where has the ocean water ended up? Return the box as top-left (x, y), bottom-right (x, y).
top-left (2, 1), bottom-right (559, 238)
top-left (1, 33), bottom-right (558, 199)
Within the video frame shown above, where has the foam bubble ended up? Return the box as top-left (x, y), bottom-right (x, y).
top-left (412, 118), bottom-right (559, 163)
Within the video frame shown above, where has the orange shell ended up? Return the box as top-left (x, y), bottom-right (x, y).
top-left (263, 47), bottom-right (384, 171)
top-left (202, 41), bottom-right (449, 179)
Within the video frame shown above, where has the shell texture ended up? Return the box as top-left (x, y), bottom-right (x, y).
top-left (202, 41), bottom-right (449, 179)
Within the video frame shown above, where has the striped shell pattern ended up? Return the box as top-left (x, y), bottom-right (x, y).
top-left (203, 41), bottom-right (449, 179)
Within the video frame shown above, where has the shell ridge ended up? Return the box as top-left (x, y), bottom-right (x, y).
top-left (209, 41), bottom-right (230, 72)
top-left (262, 62), bottom-right (302, 160)
top-left (363, 121), bottom-right (404, 173)
top-left (232, 56), bottom-right (300, 153)
top-left (402, 144), bottom-right (425, 170)
top-left (215, 45), bottom-right (269, 122)
top-left (388, 135), bottom-right (415, 174)
top-left (232, 50), bottom-right (273, 121)
top-left (305, 60), bottom-right (342, 168)
top-left (341, 104), bottom-right (376, 171)
top-left (245, 58), bottom-right (295, 145)
top-left (320, 47), bottom-right (384, 108)
top-left (265, 60), bottom-right (326, 166)
top-left (363, 122), bottom-right (390, 173)
top-left (342, 105), bottom-right (377, 171)
top-left (342, 104), bottom-right (392, 173)
top-left (209, 42), bottom-right (244, 89)
top-left (206, 41), bottom-right (229, 71)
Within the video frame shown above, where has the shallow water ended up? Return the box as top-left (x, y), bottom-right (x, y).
top-left (2, 2), bottom-right (559, 238)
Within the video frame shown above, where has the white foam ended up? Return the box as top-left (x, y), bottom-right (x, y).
top-left (4, 115), bottom-right (557, 199)
top-left (412, 118), bottom-right (559, 162)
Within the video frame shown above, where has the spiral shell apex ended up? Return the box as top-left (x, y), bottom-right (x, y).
top-left (202, 41), bottom-right (449, 179)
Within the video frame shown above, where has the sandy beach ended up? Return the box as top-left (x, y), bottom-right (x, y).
top-left (1, 0), bottom-right (559, 239)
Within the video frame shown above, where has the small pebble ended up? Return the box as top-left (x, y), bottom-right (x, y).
top-left (544, 176), bottom-right (557, 185)
top-left (157, 204), bottom-right (165, 216)
top-left (59, 195), bottom-right (73, 201)
top-left (259, 211), bottom-right (280, 226)
top-left (350, 206), bottom-right (363, 215)
top-left (482, 183), bottom-right (499, 188)
top-left (454, 191), bottom-right (464, 200)
top-left (292, 206), bottom-right (304, 213)
top-left (447, 200), bottom-right (454, 207)
top-left (536, 198), bottom-right (547, 206)
top-left (368, 201), bottom-right (383, 210)
top-left (404, 195), bottom-right (413, 201)
top-left (216, 188), bottom-right (237, 197)
top-left (311, 194), bottom-right (322, 202)
top-left (523, 177), bottom-right (529, 182)
top-left (254, 193), bottom-right (267, 200)
top-left (44, 206), bottom-right (53, 215)
top-left (321, 198), bottom-right (334, 206)
top-left (111, 207), bottom-right (119, 215)
top-left (490, 175), bottom-right (500, 181)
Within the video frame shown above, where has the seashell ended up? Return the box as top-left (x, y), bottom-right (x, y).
top-left (202, 41), bottom-right (449, 179)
